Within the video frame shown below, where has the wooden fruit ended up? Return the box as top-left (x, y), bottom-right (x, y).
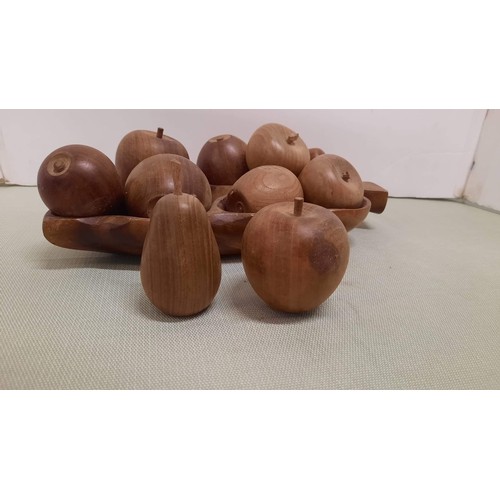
top-left (197, 134), bottom-right (249, 185)
top-left (124, 154), bottom-right (211, 217)
top-left (225, 165), bottom-right (303, 213)
top-left (115, 128), bottom-right (189, 185)
top-left (37, 144), bottom-right (123, 217)
top-left (140, 189), bottom-right (221, 316)
top-left (241, 198), bottom-right (350, 313)
top-left (309, 147), bottom-right (325, 160)
top-left (246, 123), bottom-right (310, 175)
top-left (299, 154), bottom-right (364, 209)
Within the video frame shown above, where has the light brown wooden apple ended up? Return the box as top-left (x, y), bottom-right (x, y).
top-left (124, 154), bottom-right (211, 217)
top-left (140, 191), bottom-right (221, 316)
top-left (241, 197), bottom-right (350, 313)
top-left (115, 128), bottom-right (189, 185)
top-left (225, 165), bottom-right (303, 213)
top-left (197, 134), bottom-right (249, 185)
top-left (37, 144), bottom-right (123, 217)
top-left (309, 147), bottom-right (325, 160)
top-left (246, 123), bottom-right (310, 175)
top-left (298, 154), bottom-right (364, 209)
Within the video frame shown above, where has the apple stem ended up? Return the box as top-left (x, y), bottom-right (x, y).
top-left (173, 161), bottom-right (183, 195)
top-left (53, 160), bottom-right (65, 173)
top-left (287, 133), bottom-right (299, 145)
top-left (294, 197), bottom-right (304, 216)
top-left (156, 127), bottom-right (164, 139)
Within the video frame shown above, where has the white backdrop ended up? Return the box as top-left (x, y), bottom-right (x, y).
top-left (464, 110), bottom-right (500, 211)
top-left (0, 109), bottom-right (486, 198)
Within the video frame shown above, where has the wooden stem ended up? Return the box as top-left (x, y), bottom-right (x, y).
top-left (287, 133), bottom-right (299, 145)
top-left (156, 127), bottom-right (164, 138)
top-left (53, 160), bottom-right (65, 173)
top-left (294, 197), bottom-right (304, 216)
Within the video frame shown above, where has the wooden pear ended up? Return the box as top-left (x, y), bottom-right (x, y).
top-left (140, 188), bottom-right (221, 316)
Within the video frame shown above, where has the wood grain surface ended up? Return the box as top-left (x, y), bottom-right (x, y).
top-left (246, 123), bottom-right (310, 175)
top-left (115, 128), bottom-right (189, 185)
top-left (140, 193), bottom-right (221, 316)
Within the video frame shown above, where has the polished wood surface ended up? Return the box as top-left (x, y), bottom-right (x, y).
top-left (225, 165), bottom-right (303, 213)
top-left (37, 145), bottom-right (124, 218)
top-left (333, 197), bottom-right (371, 230)
top-left (140, 193), bottom-right (221, 316)
top-left (207, 196), bottom-right (253, 255)
top-left (42, 211), bottom-right (148, 255)
top-left (241, 198), bottom-right (350, 312)
top-left (246, 123), bottom-right (310, 175)
top-left (309, 147), bottom-right (325, 159)
top-left (124, 153), bottom-right (212, 217)
top-left (42, 194), bottom-right (374, 257)
top-left (210, 184), bottom-right (233, 201)
top-left (197, 134), bottom-right (249, 185)
top-left (362, 181), bottom-right (389, 214)
top-left (299, 154), bottom-right (364, 209)
top-left (115, 128), bottom-right (189, 185)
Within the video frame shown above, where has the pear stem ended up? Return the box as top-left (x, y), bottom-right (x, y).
top-left (294, 197), bottom-right (304, 216)
top-left (156, 127), bottom-right (164, 139)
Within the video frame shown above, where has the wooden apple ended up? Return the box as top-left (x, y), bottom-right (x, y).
top-left (242, 198), bottom-right (350, 313)
top-left (246, 123), bottom-right (310, 175)
top-left (225, 165), bottom-right (303, 213)
top-left (115, 128), bottom-right (189, 185)
top-left (197, 134), bottom-right (249, 185)
top-left (37, 144), bottom-right (123, 217)
top-left (140, 190), bottom-right (221, 316)
top-left (124, 154), bottom-right (211, 217)
top-left (309, 147), bottom-right (325, 160)
top-left (298, 154), bottom-right (364, 209)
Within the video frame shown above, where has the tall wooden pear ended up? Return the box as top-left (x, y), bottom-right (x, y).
top-left (140, 173), bottom-right (221, 316)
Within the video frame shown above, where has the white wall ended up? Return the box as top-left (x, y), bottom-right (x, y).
top-left (463, 110), bottom-right (500, 211)
top-left (0, 109), bottom-right (486, 198)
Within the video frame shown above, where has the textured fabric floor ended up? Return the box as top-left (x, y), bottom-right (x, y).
top-left (1, 186), bottom-right (499, 389)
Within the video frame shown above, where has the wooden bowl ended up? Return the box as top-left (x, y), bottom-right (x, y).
top-left (209, 195), bottom-right (371, 249)
top-left (42, 183), bottom-right (386, 257)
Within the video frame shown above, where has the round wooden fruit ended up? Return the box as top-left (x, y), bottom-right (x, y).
top-left (115, 128), bottom-right (189, 185)
top-left (298, 154), bottom-right (364, 209)
top-left (241, 198), bottom-right (350, 313)
top-left (197, 134), bottom-right (249, 185)
top-left (225, 165), bottom-right (303, 214)
top-left (309, 147), bottom-right (325, 160)
top-left (37, 144), bottom-right (123, 217)
top-left (141, 192), bottom-right (221, 316)
top-left (124, 154), bottom-right (211, 217)
top-left (246, 123), bottom-right (310, 175)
